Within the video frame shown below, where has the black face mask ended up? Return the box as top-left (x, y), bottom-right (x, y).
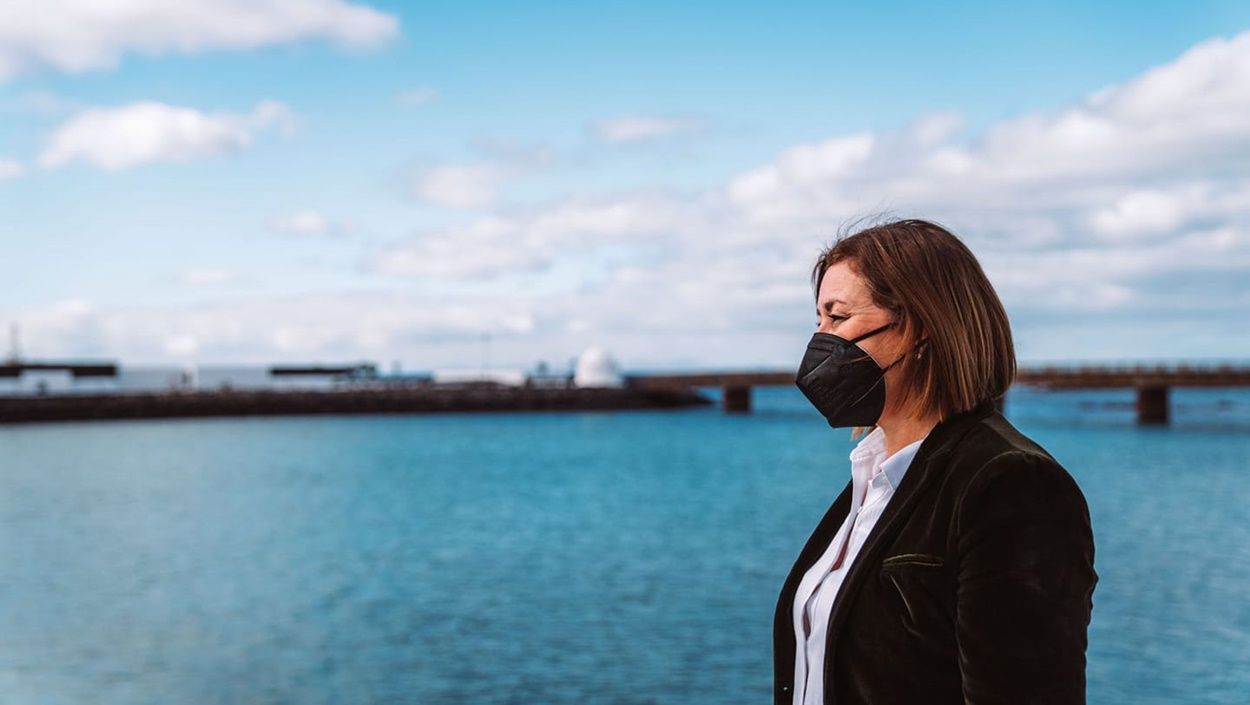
top-left (795, 321), bottom-right (909, 429)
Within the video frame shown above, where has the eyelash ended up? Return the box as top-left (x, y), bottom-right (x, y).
top-left (816, 314), bottom-right (846, 326)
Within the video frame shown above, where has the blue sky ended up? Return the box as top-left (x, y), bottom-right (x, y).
top-left (2, 0), bottom-right (1250, 370)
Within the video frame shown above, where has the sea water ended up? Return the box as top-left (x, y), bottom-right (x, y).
top-left (1, 386), bottom-right (1247, 704)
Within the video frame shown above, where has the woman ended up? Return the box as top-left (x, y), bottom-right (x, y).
top-left (774, 219), bottom-right (1098, 704)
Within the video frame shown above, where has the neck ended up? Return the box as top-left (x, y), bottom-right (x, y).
top-left (877, 410), bottom-right (941, 457)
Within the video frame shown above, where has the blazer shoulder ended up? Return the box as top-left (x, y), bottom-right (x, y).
top-left (942, 413), bottom-right (1090, 524)
top-left (941, 412), bottom-right (1069, 489)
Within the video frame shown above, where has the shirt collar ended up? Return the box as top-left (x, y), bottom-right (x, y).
top-left (848, 426), bottom-right (928, 490)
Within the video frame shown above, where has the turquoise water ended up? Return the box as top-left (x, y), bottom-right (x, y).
top-left (1, 386), bottom-right (1248, 704)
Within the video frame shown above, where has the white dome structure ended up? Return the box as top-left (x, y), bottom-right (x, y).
top-left (573, 346), bottom-right (624, 388)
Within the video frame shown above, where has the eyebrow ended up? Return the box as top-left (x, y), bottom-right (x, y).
top-left (817, 298), bottom-right (847, 312)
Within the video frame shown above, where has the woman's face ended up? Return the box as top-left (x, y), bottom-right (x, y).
top-left (815, 260), bottom-right (912, 414)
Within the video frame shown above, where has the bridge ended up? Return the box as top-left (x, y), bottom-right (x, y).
top-left (625, 362), bottom-right (1250, 425)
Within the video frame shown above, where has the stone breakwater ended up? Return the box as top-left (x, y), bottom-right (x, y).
top-left (0, 384), bottom-right (712, 424)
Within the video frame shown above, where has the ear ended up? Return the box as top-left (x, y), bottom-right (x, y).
top-left (913, 331), bottom-right (930, 358)
top-left (914, 323), bottom-right (930, 348)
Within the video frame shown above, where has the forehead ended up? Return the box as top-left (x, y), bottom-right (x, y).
top-left (817, 260), bottom-right (870, 307)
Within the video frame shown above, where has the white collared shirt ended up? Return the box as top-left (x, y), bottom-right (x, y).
top-left (791, 426), bottom-right (928, 705)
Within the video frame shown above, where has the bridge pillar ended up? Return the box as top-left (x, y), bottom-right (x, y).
top-left (1136, 385), bottom-right (1169, 425)
top-left (723, 385), bottom-right (751, 413)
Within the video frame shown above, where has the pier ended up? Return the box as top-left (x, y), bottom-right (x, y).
top-left (0, 384), bottom-right (711, 425)
top-left (1015, 363), bottom-right (1250, 424)
top-left (626, 362), bottom-right (1250, 425)
top-left (625, 372), bottom-right (793, 414)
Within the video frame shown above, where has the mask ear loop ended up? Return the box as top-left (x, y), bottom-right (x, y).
top-left (848, 321), bottom-right (894, 345)
top-left (846, 321), bottom-right (896, 365)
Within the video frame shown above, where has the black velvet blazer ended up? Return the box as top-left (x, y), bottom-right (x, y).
top-left (773, 398), bottom-right (1098, 704)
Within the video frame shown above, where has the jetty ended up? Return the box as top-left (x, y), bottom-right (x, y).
top-left (0, 382), bottom-right (710, 424)
top-left (0, 346), bottom-right (719, 424)
top-left (1015, 363), bottom-right (1250, 424)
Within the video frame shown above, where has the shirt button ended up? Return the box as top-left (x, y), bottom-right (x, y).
top-left (782, 685), bottom-right (791, 692)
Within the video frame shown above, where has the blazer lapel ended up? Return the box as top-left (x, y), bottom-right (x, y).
top-left (820, 400), bottom-right (998, 692)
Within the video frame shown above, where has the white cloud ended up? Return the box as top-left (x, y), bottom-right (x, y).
top-left (713, 33), bottom-right (1250, 231)
top-left (163, 334), bottom-right (200, 357)
top-left (373, 215), bottom-right (552, 279)
top-left (268, 210), bottom-right (346, 237)
top-left (0, 0), bottom-right (398, 82)
top-left (38, 100), bottom-right (292, 171)
top-left (963, 32), bottom-right (1250, 187)
top-left (0, 158), bottom-right (22, 180)
top-left (1089, 188), bottom-right (1192, 240)
top-left (409, 144), bottom-right (550, 209)
top-left (373, 192), bottom-right (704, 279)
top-left (592, 115), bottom-right (704, 144)
top-left (411, 163), bottom-right (512, 209)
top-left (6, 89), bottom-right (81, 115)
top-left (175, 268), bottom-right (243, 287)
top-left (726, 133), bottom-right (875, 224)
top-left (396, 87), bottom-right (438, 107)
top-left (5, 293), bottom-right (539, 365)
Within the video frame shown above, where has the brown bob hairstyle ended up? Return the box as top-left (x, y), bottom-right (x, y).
top-left (810, 217), bottom-right (1015, 427)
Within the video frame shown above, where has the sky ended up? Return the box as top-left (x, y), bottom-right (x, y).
top-left (2, 0), bottom-right (1250, 372)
